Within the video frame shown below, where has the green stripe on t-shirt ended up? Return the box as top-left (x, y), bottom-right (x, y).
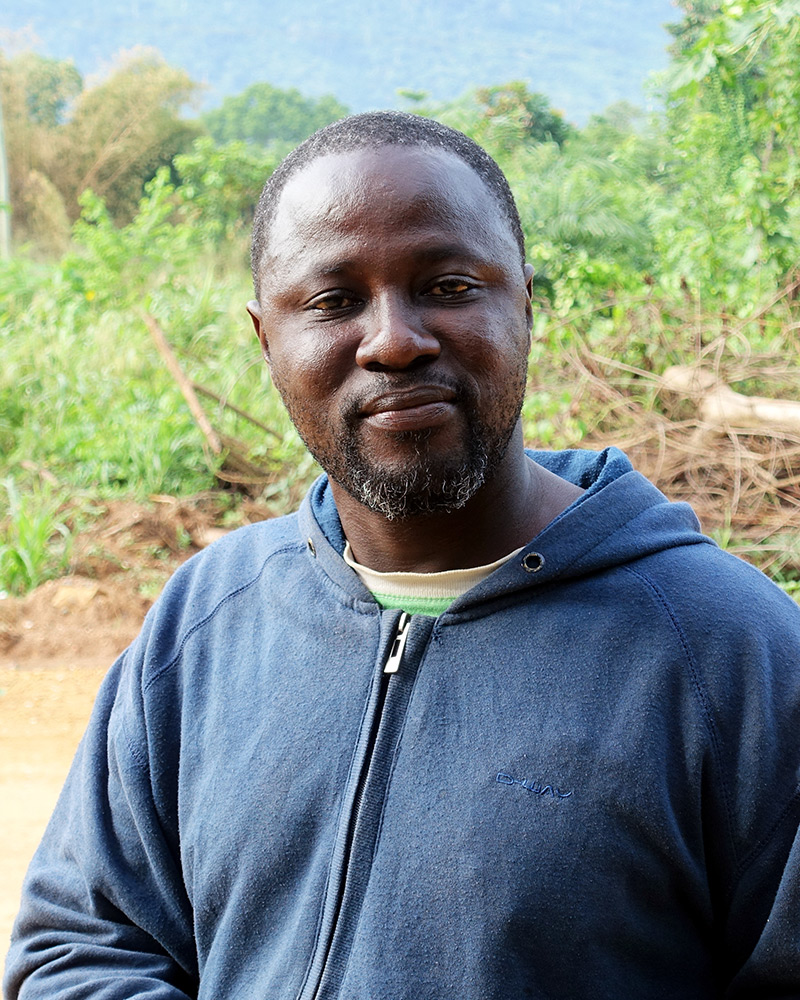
top-left (372, 592), bottom-right (455, 617)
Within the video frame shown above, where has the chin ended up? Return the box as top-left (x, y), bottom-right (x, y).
top-left (337, 450), bottom-right (491, 520)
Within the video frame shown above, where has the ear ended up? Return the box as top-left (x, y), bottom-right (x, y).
top-left (523, 263), bottom-right (535, 333)
top-left (247, 300), bottom-right (270, 362)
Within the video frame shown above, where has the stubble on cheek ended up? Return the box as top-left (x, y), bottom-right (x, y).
top-left (283, 399), bottom-right (514, 522)
top-left (269, 336), bottom-right (529, 520)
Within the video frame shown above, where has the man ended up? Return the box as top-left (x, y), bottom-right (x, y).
top-left (6, 112), bottom-right (800, 998)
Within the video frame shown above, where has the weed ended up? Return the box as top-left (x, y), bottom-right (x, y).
top-left (1, 212), bottom-right (798, 597)
top-left (0, 479), bottom-right (73, 595)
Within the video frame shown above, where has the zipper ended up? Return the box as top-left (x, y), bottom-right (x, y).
top-left (383, 611), bottom-right (411, 674)
top-left (301, 611), bottom-right (434, 1000)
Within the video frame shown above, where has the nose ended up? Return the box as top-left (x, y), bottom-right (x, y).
top-left (355, 294), bottom-right (440, 371)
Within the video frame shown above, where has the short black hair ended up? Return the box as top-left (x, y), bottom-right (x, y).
top-left (250, 110), bottom-right (525, 291)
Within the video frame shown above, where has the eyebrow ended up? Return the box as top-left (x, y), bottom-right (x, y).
top-left (310, 245), bottom-right (490, 277)
top-left (413, 244), bottom-right (487, 264)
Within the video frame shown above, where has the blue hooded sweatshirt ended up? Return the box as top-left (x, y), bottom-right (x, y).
top-left (5, 448), bottom-right (800, 999)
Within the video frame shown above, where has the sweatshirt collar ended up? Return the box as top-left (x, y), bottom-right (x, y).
top-left (298, 447), bottom-right (714, 614)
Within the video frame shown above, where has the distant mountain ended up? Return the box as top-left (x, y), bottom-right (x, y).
top-left (2, 0), bottom-right (678, 123)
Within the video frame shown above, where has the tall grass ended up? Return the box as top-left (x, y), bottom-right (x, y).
top-left (2, 239), bottom-right (798, 599)
top-left (0, 479), bottom-right (72, 595)
top-left (1, 250), bottom-right (306, 497)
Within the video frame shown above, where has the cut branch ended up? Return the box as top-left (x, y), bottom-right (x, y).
top-left (191, 383), bottom-right (282, 440)
top-left (661, 365), bottom-right (800, 437)
top-left (144, 313), bottom-right (223, 455)
top-left (143, 315), bottom-right (277, 493)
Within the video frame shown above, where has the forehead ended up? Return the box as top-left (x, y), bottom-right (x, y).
top-left (260, 145), bottom-right (518, 280)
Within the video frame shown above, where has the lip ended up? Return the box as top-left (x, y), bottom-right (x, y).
top-left (360, 386), bottom-right (458, 432)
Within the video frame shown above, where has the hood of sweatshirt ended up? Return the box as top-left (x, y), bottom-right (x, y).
top-left (301, 446), bottom-right (716, 615)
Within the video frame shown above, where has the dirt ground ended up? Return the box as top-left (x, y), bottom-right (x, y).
top-left (0, 497), bottom-right (234, 982)
top-left (0, 664), bottom-right (109, 973)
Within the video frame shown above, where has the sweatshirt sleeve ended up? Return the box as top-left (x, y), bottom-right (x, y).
top-left (727, 820), bottom-right (800, 996)
top-left (3, 639), bottom-right (198, 999)
top-left (721, 643), bottom-right (800, 998)
top-left (685, 572), bottom-right (800, 996)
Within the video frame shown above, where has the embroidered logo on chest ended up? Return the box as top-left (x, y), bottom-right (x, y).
top-left (496, 772), bottom-right (573, 801)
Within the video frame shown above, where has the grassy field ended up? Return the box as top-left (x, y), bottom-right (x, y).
top-left (2, 234), bottom-right (798, 602)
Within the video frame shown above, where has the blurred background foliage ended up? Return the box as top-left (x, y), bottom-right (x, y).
top-left (0, 0), bottom-right (798, 597)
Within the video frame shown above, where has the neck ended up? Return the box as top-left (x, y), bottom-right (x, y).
top-left (330, 429), bottom-right (584, 573)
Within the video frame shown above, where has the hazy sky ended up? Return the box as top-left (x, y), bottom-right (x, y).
top-left (3, 0), bottom-right (678, 121)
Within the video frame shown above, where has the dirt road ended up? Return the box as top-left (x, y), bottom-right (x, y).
top-left (0, 665), bottom-right (108, 974)
top-left (0, 567), bottom-right (159, 986)
top-left (0, 500), bottom-right (238, 989)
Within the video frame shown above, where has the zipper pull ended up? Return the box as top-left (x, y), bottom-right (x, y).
top-left (384, 612), bottom-right (411, 674)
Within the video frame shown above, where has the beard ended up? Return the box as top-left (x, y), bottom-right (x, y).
top-left (331, 423), bottom-right (492, 520)
top-left (273, 365), bottom-right (527, 521)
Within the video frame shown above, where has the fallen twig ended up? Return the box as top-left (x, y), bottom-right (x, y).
top-left (143, 314), bottom-right (274, 493)
top-left (144, 314), bottom-right (223, 457)
top-left (191, 383), bottom-right (282, 441)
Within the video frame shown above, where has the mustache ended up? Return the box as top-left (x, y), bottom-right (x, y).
top-left (339, 373), bottom-right (466, 422)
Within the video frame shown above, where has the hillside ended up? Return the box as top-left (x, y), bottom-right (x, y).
top-left (3, 0), bottom-right (677, 122)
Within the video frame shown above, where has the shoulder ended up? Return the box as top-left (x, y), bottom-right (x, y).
top-left (172, 513), bottom-right (305, 585)
top-left (620, 543), bottom-right (800, 717)
top-left (629, 542), bottom-right (800, 799)
top-left (130, 513), bottom-right (309, 675)
top-left (626, 543), bottom-right (800, 885)
top-left (612, 541), bottom-right (800, 763)
top-left (629, 541), bottom-right (800, 656)
top-left (166, 513), bottom-right (305, 600)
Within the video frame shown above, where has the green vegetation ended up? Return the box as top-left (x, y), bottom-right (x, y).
top-left (1, 0), bottom-right (798, 599)
top-left (0, 478), bottom-right (72, 594)
top-left (1, 48), bottom-right (201, 247)
top-left (202, 82), bottom-right (348, 147)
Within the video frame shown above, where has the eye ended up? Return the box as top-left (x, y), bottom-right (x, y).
top-left (307, 290), bottom-right (360, 312)
top-left (426, 277), bottom-right (475, 298)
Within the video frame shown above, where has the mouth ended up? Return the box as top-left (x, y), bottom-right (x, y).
top-left (359, 386), bottom-right (458, 432)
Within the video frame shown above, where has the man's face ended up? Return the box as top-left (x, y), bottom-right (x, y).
top-left (248, 145), bottom-right (533, 520)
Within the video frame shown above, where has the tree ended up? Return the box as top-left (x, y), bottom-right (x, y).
top-left (473, 83), bottom-right (574, 148)
top-left (56, 48), bottom-right (202, 223)
top-left (202, 82), bottom-right (348, 147)
top-left (173, 136), bottom-right (279, 242)
top-left (0, 92), bottom-right (10, 257)
top-left (665, 0), bottom-right (722, 56)
top-left (655, 0), bottom-right (800, 304)
top-left (423, 81), bottom-right (574, 161)
top-left (0, 46), bottom-right (204, 241)
top-left (0, 51), bottom-right (82, 247)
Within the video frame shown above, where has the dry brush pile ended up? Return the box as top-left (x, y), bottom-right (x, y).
top-left (537, 293), bottom-right (800, 584)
